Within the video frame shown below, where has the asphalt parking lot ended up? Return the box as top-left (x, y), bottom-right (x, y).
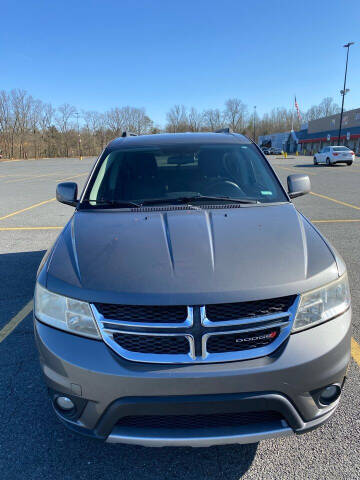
top-left (0, 154), bottom-right (359, 480)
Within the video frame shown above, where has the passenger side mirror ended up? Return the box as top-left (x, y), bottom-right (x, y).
top-left (56, 182), bottom-right (78, 207)
top-left (287, 174), bottom-right (310, 199)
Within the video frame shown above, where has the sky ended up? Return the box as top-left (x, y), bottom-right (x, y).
top-left (1, 0), bottom-right (360, 126)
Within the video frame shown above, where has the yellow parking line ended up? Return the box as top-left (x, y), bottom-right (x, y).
top-left (276, 166), bottom-right (317, 176)
top-left (56, 173), bottom-right (87, 182)
top-left (351, 338), bottom-right (360, 367)
top-left (0, 174), bottom-right (47, 179)
top-left (2, 172), bottom-right (87, 184)
top-left (310, 192), bottom-right (360, 211)
top-left (0, 159), bottom-right (24, 163)
top-left (0, 174), bottom-right (24, 178)
top-left (0, 300), bottom-right (33, 343)
top-left (0, 197), bottom-right (56, 221)
top-left (312, 219), bottom-right (360, 223)
top-left (0, 226), bottom-right (62, 231)
top-left (4, 172), bottom-right (68, 184)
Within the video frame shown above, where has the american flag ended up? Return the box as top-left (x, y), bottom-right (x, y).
top-left (294, 96), bottom-right (301, 121)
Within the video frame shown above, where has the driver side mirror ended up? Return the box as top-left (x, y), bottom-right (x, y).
top-left (287, 174), bottom-right (310, 199)
top-left (56, 182), bottom-right (78, 207)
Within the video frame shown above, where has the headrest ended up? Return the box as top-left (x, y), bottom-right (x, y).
top-left (198, 150), bottom-right (225, 177)
top-left (127, 153), bottom-right (157, 177)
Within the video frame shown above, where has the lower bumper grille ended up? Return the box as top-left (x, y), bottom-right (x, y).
top-left (117, 411), bottom-right (283, 430)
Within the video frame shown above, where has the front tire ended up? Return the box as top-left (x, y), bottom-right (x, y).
top-left (313, 157), bottom-right (318, 165)
top-left (326, 157), bottom-right (331, 166)
top-left (347, 162), bottom-right (353, 166)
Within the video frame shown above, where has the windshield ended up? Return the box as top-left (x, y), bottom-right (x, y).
top-left (332, 147), bottom-right (350, 151)
top-left (82, 143), bottom-right (287, 207)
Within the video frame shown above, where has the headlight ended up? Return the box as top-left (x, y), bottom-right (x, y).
top-left (34, 283), bottom-right (100, 339)
top-left (292, 273), bottom-right (350, 332)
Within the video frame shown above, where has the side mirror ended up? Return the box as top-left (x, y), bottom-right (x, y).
top-left (287, 174), bottom-right (310, 199)
top-left (56, 182), bottom-right (78, 206)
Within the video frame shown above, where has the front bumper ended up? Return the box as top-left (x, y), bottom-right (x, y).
top-left (34, 310), bottom-right (351, 446)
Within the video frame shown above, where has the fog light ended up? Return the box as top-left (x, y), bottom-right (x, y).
top-left (56, 396), bottom-right (75, 411)
top-left (319, 385), bottom-right (341, 405)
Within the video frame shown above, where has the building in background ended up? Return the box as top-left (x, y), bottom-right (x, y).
top-left (258, 131), bottom-right (298, 153)
top-left (258, 107), bottom-right (360, 155)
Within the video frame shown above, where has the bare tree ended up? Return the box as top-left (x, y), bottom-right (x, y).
top-left (188, 107), bottom-right (203, 132)
top-left (56, 103), bottom-right (76, 156)
top-left (28, 99), bottom-right (43, 158)
top-left (304, 97), bottom-right (341, 122)
top-left (223, 98), bottom-right (248, 133)
top-left (0, 88), bottom-right (349, 160)
top-left (105, 106), bottom-right (153, 137)
top-left (0, 91), bottom-right (11, 156)
top-left (319, 97), bottom-right (340, 117)
top-left (11, 89), bottom-right (34, 158)
top-left (39, 103), bottom-right (56, 157)
top-left (166, 105), bottom-right (188, 132)
top-left (202, 109), bottom-right (224, 131)
top-left (122, 106), bottom-right (153, 135)
top-left (105, 107), bottom-right (124, 136)
top-left (83, 110), bottom-right (106, 154)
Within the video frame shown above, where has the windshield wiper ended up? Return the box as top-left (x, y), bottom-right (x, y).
top-left (178, 195), bottom-right (259, 204)
top-left (82, 199), bottom-right (141, 208)
top-left (141, 195), bottom-right (258, 205)
top-left (83, 195), bottom-right (258, 209)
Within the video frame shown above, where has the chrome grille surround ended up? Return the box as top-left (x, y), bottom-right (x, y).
top-left (92, 296), bottom-right (300, 364)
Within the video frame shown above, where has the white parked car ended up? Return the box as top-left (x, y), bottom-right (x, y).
top-left (314, 146), bottom-right (354, 166)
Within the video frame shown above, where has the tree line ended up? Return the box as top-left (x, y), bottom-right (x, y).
top-left (0, 89), bottom-right (341, 159)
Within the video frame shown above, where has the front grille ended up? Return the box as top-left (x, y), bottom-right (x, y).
top-left (205, 296), bottom-right (296, 322)
top-left (207, 328), bottom-right (280, 354)
top-left (94, 296), bottom-right (296, 364)
top-left (113, 332), bottom-right (189, 354)
top-left (94, 303), bottom-right (188, 323)
top-left (117, 411), bottom-right (283, 430)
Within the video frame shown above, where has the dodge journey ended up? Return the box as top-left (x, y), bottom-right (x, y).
top-left (34, 131), bottom-right (351, 446)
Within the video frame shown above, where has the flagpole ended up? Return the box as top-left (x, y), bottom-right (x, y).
top-left (291, 96), bottom-right (294, 131)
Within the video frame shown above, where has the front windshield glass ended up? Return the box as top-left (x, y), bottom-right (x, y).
top-left (82, 143), bottom-right (287, 206)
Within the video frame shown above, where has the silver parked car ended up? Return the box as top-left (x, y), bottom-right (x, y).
top-left (268, 147), bottom-right (283, 155)
top-left (261, 147), bottom-right (270, 155)
top-left (314, 146), bottom-right (354, 166)
top-left (34, 132), bottom-right (351, 447)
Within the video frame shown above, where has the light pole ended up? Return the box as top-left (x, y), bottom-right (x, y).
top-left (337, 42), bottom-right (354, 145)
top-left (74, 112), bottom-right (83, 160)
top-left (253, 106), bottom-right (256, 142)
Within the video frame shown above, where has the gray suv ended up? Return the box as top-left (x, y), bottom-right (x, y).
top-left (34, 132), bottom-right (351, 447)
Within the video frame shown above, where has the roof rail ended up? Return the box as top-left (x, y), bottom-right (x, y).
top-left (121, 131), bottom-right (138, 137)
top-left (215, 128), bottom-right (233, 134)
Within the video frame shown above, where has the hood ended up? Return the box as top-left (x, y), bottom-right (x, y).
top-left (46, 204), bottom-right (339, 304)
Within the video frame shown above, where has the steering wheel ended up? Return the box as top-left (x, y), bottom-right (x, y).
top-left (204, 180), bottom-right (245, 196)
